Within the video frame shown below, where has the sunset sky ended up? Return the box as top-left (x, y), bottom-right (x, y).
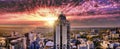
top-left (0, 0), bottom-right (120, 27)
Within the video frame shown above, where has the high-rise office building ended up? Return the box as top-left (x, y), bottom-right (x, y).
top-left (54, 13), bottom-right (70, 49)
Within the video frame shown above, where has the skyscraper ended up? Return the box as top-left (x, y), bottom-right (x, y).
top-left (54, 13), bottom-right (70, 49)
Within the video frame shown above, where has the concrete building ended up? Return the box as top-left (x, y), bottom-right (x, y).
top-left (0, 34), bottom-right (26, 49)
top-left (54, 13), bottom-right (70, 49)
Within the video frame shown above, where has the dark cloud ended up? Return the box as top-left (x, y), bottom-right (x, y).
top-left (0, 0), bottom-right (120, 14)
top-left (0, 0), bottom-right (120, 27)
top-left (70, 15), bottom-right (120, 27)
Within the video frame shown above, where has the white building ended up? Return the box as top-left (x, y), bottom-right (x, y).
top-left (54, 13), bottom-right (70, 49)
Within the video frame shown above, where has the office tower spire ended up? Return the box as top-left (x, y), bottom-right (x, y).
top-left (54, 13), bottom-right (70, 49)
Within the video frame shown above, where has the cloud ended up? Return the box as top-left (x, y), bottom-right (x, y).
top-left (0, 21), bottom-right (44, 25)
top-left (70, 15), bottom-right (120, 27)
top-left (0, 0), bottom-right (120, 27)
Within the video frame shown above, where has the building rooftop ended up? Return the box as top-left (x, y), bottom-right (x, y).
top-left (58, 13), bottom-right (66, 21)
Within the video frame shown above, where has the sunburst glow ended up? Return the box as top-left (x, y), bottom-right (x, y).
top-left (43, 16), bottom-right (57, 27)
top-left (0, 0), bottom-right (120, 27)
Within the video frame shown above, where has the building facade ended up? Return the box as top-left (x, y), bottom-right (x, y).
top-left (54, 13), bottom-right (70, 49)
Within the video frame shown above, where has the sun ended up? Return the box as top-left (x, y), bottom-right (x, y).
top-left (43, 17), bottom-right (57, 27)
top-left (47, 20), bottom-right (55, 26)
